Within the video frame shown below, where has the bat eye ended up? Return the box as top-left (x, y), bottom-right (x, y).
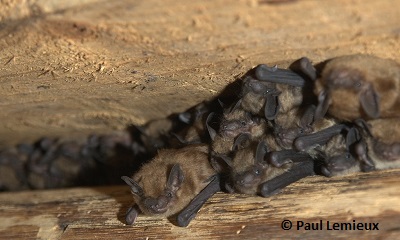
top-left (254, 169), bottom-right (260, 175)
top-left (166, 191), bottom-right (173, 198)
top-left (241, 121), bottom-right (246, 126)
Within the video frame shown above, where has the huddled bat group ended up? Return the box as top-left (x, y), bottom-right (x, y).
top-left (1, 54), bottom-right (398, 228)
top-left (119, 53), bottom-right (399, 227)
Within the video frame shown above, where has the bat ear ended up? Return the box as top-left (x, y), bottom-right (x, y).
top-left (354, 118), bottom-right (372, 136)
top-left (210, 153), bottom-right (233, 173)
top-left (178, 112), bottom-right (192, 124)
top-left (255, 141), bottom-right (268, 165)
top-left (360, 85), bottom-right (380, 119)
top-left (314, 90), bottom-right (331, 121)
top-left (232, 133), bottom-right (251, 151)
top-left (264, 91), bottom-right (280, 120)
top-left (121, 176), bottom-right (144, 197)
top-left (345, 127), bottom-right (360, 150)
top-left (206, 113), bottom-right (217, 140)
top-left (228, 99), bottom-right (243, 113)
top-left (217, 99), bottom-right (225, 108)
top-left (300, 105), bottom-right (316, 129)
top-left (167, 164), bottom-right (184, 192)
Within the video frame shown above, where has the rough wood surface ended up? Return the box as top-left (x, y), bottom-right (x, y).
top-left (1, 0), bottom-right (400, 239)
top-left (1, 0), bottom-right (400, 146)
top-left (0, 169), bottom-right (399, 240)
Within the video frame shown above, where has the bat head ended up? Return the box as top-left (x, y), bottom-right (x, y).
top-left (121, 164), bottom-right (184, 215)
top-left (315, 62), bottom-right (380, 120)
top-left (219, 105), bottom-right (262, 139)
top-left (230, 141), bottom-right (269, 194)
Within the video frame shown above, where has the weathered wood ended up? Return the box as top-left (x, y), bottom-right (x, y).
top-left (1, 0), bottom-right (400, 239)
top-left (0, 169), bottom-right (399, 240)
top-left (1, 0), bottom-right (400, 146)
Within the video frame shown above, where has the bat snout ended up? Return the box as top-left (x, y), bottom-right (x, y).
top-left (143, 196), bottom-right (169, 214)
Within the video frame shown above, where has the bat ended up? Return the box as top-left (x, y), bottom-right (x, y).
top-left (207, 103), bottom-right (267, 159)
top-left (121, 144), bottom-right (217, 226)
top-left (273, 104), bottom-right (316, 149)
top-left (214, 139), bottom-right (314, 196)
top-left (319, 127), bottom-right (363, 177)
top-left (171, 101), bottom-right (214, 146)
top-left (294, 122), bottom-right (348, 152)
top-left (314, 54), bottom-right (400, 121)
top-left (354, 118), bottom-right (400, 169)
top-left (0, 148), bottom-right (29, 191)
top-left (240, 76), bottom-right (275, 117)
top-left (136, 118), bottom-right (175, 152)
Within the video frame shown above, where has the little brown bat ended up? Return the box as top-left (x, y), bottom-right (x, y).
top-left (172, 102), bottom-right (210, 146)
top-left (314, 54), bottom-right (400, 121)
top-left (273, 105), bottom-right (316, 149)
top-left (207, 104), bottom-right (267, 159)
top-left (215, 139), bottom-right (314, 196)
top-left (121, 144), bottom-right (217, 226)
top-left (353, 118), bottom-right (400, 170)
top-left (319, 128), bottom-right (361, 177)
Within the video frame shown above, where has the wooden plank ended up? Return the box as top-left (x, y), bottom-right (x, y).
top-left (1, 0), bottom-right (400, 146)
top-left (0, 169), bottom-right (399, 239)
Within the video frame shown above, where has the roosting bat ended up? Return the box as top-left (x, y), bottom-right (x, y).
top-left (213, 138), bottom-right (314, 196)
top-left (353, 118), bottom-right (400, 170)
top-left (319, 127), bottom-right (363, 177)
top-left (240, 76), bottom-right (278, 118)
top-left (172, 102), bottom-right (210, 146)
top-left (273, 105), bottom-right (316, 149)
top-left (321, 118), bottom-right (400, 177)
top-left (207, 103), bottom-right (267, 159)
top-left (121, 144), bottom-right (218, 226)
top-left (314, 54), bottom-right (400, 121)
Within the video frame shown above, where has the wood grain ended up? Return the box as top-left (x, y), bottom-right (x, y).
top-left (0, 169), bottom-right (399, 240)
top-left (1, 0), bottom-right (400, 146)
top-left (1, 0), bottom-right (400, 239)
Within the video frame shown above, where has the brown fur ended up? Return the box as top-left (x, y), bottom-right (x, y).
top-left (212, 108), bottom-right (267, 156)
top-left (129, 144), bottom-right (216, 217)
top-left (364, 118), bottom-right (400, 163)
top-left (315, 54), bottom-right (400, 121)
top-left (230, 140), bottom-right (292, 195)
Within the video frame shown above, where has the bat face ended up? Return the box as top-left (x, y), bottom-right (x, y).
top-left (229, 141), bottom-right (268, 194)
top-left (240, 76), bottom-right (275, 116)
top-left (219, 108), bottom-right (256, 138)
top-left (226, 141), bottom-right (291, 195)
top-left (314, 54), bottom-right (400, 121)
top-left (122, 163), bottom-right (183, 216)
top-left (121, 144), bottom-right (216, 225)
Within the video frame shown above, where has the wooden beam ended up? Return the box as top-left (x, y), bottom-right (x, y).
top-left (1, 169), bottom-right (399, 239)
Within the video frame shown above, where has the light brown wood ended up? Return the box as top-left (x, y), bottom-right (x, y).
top-left (1, 0), bottom-right (400, 146)
top-left (1, 0), bottom-right (400, 239)
top-left (0, 169), bottom-right (399, 240)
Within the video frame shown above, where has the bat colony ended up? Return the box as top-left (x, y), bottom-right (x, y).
top-left (120, 54), bottom-right (400, 227)
top-left (0, 54), bottom-right (399, 227)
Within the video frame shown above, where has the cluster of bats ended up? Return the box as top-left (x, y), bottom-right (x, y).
top-left (121, 54), bottom-right (400, 227)
top-left (0, 54), bottom-right (398, 228)
top-left (0, 131), bottom-right (145, 191)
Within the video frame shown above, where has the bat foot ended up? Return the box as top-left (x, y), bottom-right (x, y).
top-left (260, 185), bottom-right (282, 198)
top-left (268, 151), bottom-right (293, 167)
top-left (125, 206), bottom-right (139, 225)
top-left (176, 212), bottom-right (195, 227)
top-left (320, 166), bottom-right (333, 177)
